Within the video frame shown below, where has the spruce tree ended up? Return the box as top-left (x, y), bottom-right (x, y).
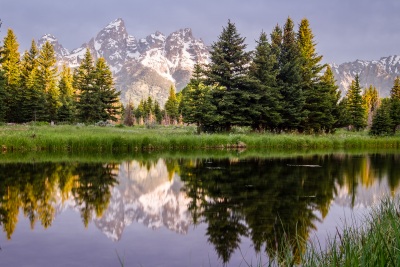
top-left (164, 85), bottom-right (179, 124)
top-left (346, 74), bottom-right (366, 130)
top-left (74, 49), bottom-right (96, 123)
top-left (1, 29), bottom-right (21, 122)
top-left (154, 100), bottom-right (163, 124)
top-left (206, 20), bottom-right (251, 131)
top-left (248, 31), bottom-right (282, 131)
top-left (362, 85), bottom-right (380, 128)
top-left (38, 41), bottom-right (60, 122)
top-left (278, 17), bottom-right (306, 131)
top-left (370, 98), bottom-right (393, 135)
top-left (390, 76), bottom-right (400, 133)
top-left (20, 40), bottom-right (42, 122)
top-left (297, 18), bottom-right (324, 88)
top-left (297, 18), bottom-right (327, 132)
top-left (57, 65), bottom-right (76, 122)
top-left (93, 57), bottom-right (121, 122)
top-left (305, 66), bottom-right (340, 133)
top-left (182, 80), bottom-right (218, 133)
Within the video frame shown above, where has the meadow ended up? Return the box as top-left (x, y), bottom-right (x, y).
top-left (0, 124), bottom-right (400, 153)
top-left (0, 123), bottom-right (400, 153)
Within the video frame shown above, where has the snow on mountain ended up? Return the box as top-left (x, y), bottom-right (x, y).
top-left (331, 55), bottom-right (400, 97)
top-left (93, 160), bottom-right (191, 241)
top-left (40, 18), bottom-right (209, 106)
top-left (37, 34), bottom-right (70, 61)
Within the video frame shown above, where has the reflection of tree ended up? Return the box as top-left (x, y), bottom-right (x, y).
top-left (0, 162), bottom-right (119, 238)
top-left (72, 163), bottom-right (119, 227)
top-left (180, 155), bottom-right (346, 264)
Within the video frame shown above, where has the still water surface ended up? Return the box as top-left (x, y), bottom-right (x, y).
top-left (0, 152), bottom-right (399, 266)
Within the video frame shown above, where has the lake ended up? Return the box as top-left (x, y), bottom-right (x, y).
top-left (0, 151), bottom-right (399, 266)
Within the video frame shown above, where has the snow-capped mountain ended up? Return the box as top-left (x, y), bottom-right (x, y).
top-left (93, 160), bottom-right (191, 241)
top-left (37, 18), bottom-right (209, 106)
top-left (331, 55), bottom-right (400, 97)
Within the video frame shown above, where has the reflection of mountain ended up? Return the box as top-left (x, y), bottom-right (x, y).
top-left (93, 160), bottom-right (191, 241)
top-left (334, 178), bottom-right (394, 209)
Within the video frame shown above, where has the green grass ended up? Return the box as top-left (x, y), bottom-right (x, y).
top-left (0, 124), bottom-right (400, 153)
top-left (299, 197), bottom-right (400, 267)
top-left (265, 197), bottom-right (400, 267)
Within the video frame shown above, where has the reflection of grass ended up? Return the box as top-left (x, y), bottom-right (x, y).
top-left (269, 198), bottom-right (400, 266)
top-left (0, 125), bottom-right (400, 153)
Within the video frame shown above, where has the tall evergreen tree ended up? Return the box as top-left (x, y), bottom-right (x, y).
top-left (297, 18), bottom-right (327, 132)
top-left (248, 31), bottom-right (282, 131)
top-left (93, 57), bottom-right (121, 122)
top-left (297, 18), bottom-right (324, 88)
top-left (20, 40), bottom-right (43, 122)
top-left (390, 76), bottom-right (400, 133)
top-left (182, 77), bottom-right (218, 133)
top-left (1, 29), bottom-right (21, 122)
top-left (57, 65), bottom-right (76, 122)
top-left (38, 41), bottom-right (60, 122)
top-left (362, 85), bottom-right (380, 128)
top-left (346, 74), bottom-right (366, 130)
top-left (278, 17), bottom-right (306, 131)
top-left (74, 49), bottom-right (96, 123)
top-left (370, 98), bottom-right (393, 136)
top-left (305, 66), bottom-right (340, 133)
top-left (206, 20), bottom-right (251, 131)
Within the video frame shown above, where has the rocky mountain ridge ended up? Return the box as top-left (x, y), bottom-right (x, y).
top-left (331, 55), bottom-right (400, 97)
top-left (38, 18), bottom-right (209, 106)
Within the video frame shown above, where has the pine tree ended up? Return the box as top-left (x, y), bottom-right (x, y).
top-left (370, 98), bottom-right (393, 135)
top-left (305, 66), bottom-right (340, 133)
top-left (278, 17), bottom-right (306, 131)
top-left (297, 18), bottom-right (327, 132)
top-left (297, 18), bottom-right (324, 88)
top-left (362, 85), bottom-right (380, 128)
top-left (390, 76), bottom-right (400, 133)
top-left (57, 65), bottom-right (76, 122)
top-left (74, 49), bottom-right (96, 123)
top-left (323, 66), bottom-right (341, 131)
top-left (182, 81), bottom-right (218, 133)
top-left (93, 57), bottom-right (121, 122)
top-left (346, 74), bottom-right (366, 130)
top-left (206, 20), bottom-right (251, 131)
top-left (164, 85), bottom-right (179, 124)
top-left (20, 40), bottom-right (44, 122)
top-left (154, 100), bottom-right (163, 124)
top-left (38, 41), bottom-right (60, 122)
top-left (248, 31), bottom-right (282, 131)
top-left (1, 29), bottom-right (21, 122)
top-left (135, 99), bottom-right (146, 124)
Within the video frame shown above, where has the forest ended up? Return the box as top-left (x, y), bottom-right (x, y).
top-left (1, 18), bottom-right (399, 135)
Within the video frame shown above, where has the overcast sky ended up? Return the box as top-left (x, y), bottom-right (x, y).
top-left (0, 0), bottom-right (399, 64)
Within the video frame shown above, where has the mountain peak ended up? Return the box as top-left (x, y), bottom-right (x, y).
top-left (105, 18), bottom-right (125, 30)
top-left (38, 34), bottom-right (70, 58)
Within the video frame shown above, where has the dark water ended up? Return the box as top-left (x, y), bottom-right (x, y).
top-left (0, 152), bottom-right (399, 266)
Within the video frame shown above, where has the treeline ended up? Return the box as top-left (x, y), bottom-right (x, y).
top-left (0, 28), bottom-right (121, 124)
top-left (179, 18), bottom-right (341, 133)
top-left (177, 18), bottom-right (400, 134)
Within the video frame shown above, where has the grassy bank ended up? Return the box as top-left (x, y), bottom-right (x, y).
top-left (298, 197), bottom-right (400, 267)
top-left (268, 197), bottom-right (400, 267)
top-left (0, 124), bottom-right (400, 153)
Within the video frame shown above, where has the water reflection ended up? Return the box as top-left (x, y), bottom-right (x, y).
top-left (0, 153), bottom-right (399, 265)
